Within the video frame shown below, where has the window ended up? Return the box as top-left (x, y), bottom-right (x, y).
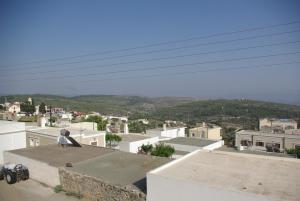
top-left (192, 133), bottom-right (195, 137)
top-left (295, 144), bottom-right (300, 149)
top-left (90, 141), bottom-right (98, 146)
top-left (241, 140), bottom-right (251, 146)
top-left (255, 141), bottom-right (264, 147)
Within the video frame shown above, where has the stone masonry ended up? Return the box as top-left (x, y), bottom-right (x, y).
top-left (59, 168), bottom-right (146, 201)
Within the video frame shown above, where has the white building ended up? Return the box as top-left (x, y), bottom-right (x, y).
top-left (26, 127), bottom-right (106, 147)
top-left (0, 121), bottom-right (26, 163)
top-left (6, 102), bottom-right (21, 114)
top-left (117, 133), bottom-right (159, 153)
top-left (68, 122), bottom-right (98, 131)
top-left (147, 150), bottom-right (300, 201)
top-left (146, 124), bottom-right (186, 139)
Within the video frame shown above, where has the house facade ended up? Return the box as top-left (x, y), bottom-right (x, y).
top-left (235, 130), bottom-right (300, 152)
top-left (188, 122), bottom-right (222, 140)
top-left (259, 118), bottom-right (297, 133)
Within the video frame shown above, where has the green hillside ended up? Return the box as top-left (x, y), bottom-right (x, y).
top-left (0, 94), bottom-right (196, 115)
top-left (1, 95), bottom-right (299, 129)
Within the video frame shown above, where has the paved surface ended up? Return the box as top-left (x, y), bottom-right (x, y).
top-left (0, 179), bottom-right (77, 201)
top-left (9, 144), bottom-right (114, 167)
top-left (165, 137), bottom-right (216, 147)
top-left (156, 150), bottom-right (300, 201)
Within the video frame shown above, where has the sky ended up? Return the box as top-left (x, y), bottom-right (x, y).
top-left (0, 0), bottom-right (300, 104)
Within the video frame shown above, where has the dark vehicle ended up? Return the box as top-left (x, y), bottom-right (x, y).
top-left (0, 164), bottom-right (29, 184)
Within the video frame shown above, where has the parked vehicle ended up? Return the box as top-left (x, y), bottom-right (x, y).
top-left (0, 164), bottom-right (29, 184)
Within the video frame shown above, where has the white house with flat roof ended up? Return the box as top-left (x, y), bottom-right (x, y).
top-left (117, 133), bottom-right (160, 153)
top-left (0, 121), bottom-right (26, 163)
top-left (146, 124), bottom-right (186, 139)
top-left (26, 127), bottom-right (106, 148)
top-left (147, 150), bottom-right (300, 201)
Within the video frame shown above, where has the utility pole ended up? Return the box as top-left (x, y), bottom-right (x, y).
top-left (50, 105), bottom-right (52, 127)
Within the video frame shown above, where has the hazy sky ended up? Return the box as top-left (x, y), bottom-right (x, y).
top-left (0, 0), bottom-right (299, 104)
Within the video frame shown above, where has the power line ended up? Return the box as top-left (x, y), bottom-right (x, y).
top-left (82, 61), bottom-right (300, 83)
top-left (4, 51), bottom-right (300, 82)
top-left (1, 21), bottom-right (300, 69)
top-left (13, 40), bottom-right (300, 76)
top-left (2, 29), bottom-right (300, 71)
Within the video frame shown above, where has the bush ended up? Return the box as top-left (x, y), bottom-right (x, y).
top-left (140, 144), bottom-right (153, 154)
top-left (65, 191), bottom-right (83, 199)
top-left (286, 148), bottom-right (300, 158)
top-left (151, 143), bottom-right (175, 158)
top-left (54, 185), bottom-right (64, 193)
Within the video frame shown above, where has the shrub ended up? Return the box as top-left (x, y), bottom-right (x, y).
top-left (140, 144), bottom-right (153, 154)
top-left (151, 143), bottom-right (175, 158)
top-left (54, 185), bottom-right (64, 193)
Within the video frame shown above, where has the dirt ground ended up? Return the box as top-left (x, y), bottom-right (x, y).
top-left (0, 179), bottom-right (78, 201)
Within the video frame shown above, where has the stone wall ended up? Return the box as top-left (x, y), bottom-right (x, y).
top-left (59, 168), bottom-right (146, 201)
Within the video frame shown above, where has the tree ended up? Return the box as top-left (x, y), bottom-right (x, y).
top-left (39, 102), bottom-right (46, 114)
top-left (222, 127), bottom-right (236, 147)
top-left (151, 143), bottom-right (175, 158)
top-left (85, 115), bottom-right (108, 131)
top-left (49, 116), bottom-right (57, 123)
top-left (286, 147), bottom-right (300, 159)
top-left (20, 101), bottom-right (35, 114)
top-left (105, 133), bottom-right (122, 148)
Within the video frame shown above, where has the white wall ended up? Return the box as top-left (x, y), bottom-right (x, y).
top-left (202, 140), bottom-right (224, 151)
top-left (165, 140), bottom-right (224, 153)
top-left (68, 122), bottom-right (98, 131)
top-left (147, 172), bottom-right (272, 201)
top-left (161, 128), bottom-right (185, 138)
top-left (0, 121), bottom-right (26, 163)
top-left (3, 152), bottom-right (60, 187)
top-left (119, 137), bottom-right (159, 153)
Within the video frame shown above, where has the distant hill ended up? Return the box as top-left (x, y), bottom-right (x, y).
top-left (150, 99), bottom-right (300, 128)
top-left (1, 95), bottom-right (299, 127)
top-left (0, 94), bottom-right (196, 115)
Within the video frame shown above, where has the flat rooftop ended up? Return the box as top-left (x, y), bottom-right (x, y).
top-left (118, 133), bottom-right (153, 142)
top-left (154, 150), bottom-right (300, 201)
top-left (217, 146), bottom-right (296, 158)
top-left (9, 144), bottom-right (114, 167)
top-left (164, 137), bottom-right (217, 147)
top-left (8, 144), bottom-right (171, 191)
top-left (68, 151), bottom-right (170, 190)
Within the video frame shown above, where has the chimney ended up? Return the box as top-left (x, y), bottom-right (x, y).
top-left (124, 123), bottom-right (129, 134)
top-left (163, 123), bottom-right (167, 131)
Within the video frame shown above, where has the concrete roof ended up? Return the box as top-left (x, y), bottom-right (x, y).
top-left (68, 151), bottom-right (170, 189)
top-left (118, 134), bottom-right (153, 142)
top-left (217, 146), bottom-right (296, 158)
top-left (153, 150), bottom-right (300, 201)
top-left (8, 144), bottom-right (171, 191)
top-left (164, 137), bottom-right (217, 147)
top-left (9, 144), bottom-right (114, 167)
top-left (26, 127), bottom-right (104, 137)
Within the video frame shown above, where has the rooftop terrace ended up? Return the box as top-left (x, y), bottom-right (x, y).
top-left (9, 144), bottom-right (114, 167)
top-left (153, 150), bottom-right (300, 201)
top-left (118, 133), bottom-right (154, 142)
top-left (8, 144), bottom-right (171, 191)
